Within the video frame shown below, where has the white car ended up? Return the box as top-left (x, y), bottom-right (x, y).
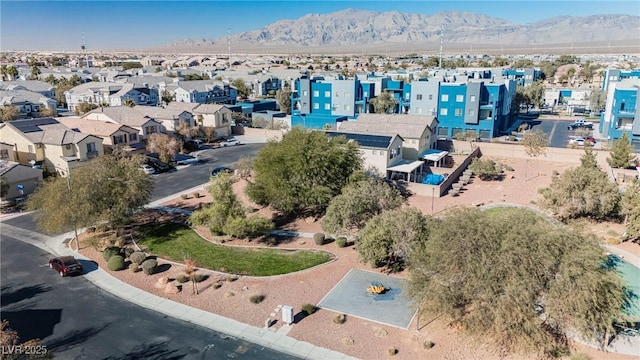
top-left (220, 139), bottom-right (241, 147)
top-left (140, 164), bottom-right (156, 174)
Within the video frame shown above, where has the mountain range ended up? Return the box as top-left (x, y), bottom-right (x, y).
top-left (161, 9), bottom-right (640, 54)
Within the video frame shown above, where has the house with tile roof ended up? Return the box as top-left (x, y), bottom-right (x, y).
top-left (164, 80), bottom-right (237, 105)
top-left (325, 131), bottom-right (405, 177)
top-left (0, 89), bottom-right (57, 118)
top-left (0, 117), bottom-right (104, 176)
top-left (64, 82), bottom-right (159, 112)
top-left (56, 117), bottom-right (145, 154)
top-left (82, 106), bottom-right (163, 138)
top-left (338, 114), bottom-right (439, 160)
top-left (135, 105), bottom-right (194, 135)
top-left (0, 160), bottom-right (43, 200)
top-left (0, 80), bottom-right (56, 98)
top-left (165, 102), bottom-right (232, 138)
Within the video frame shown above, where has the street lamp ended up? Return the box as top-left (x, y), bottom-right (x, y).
top-left (431, 187), bottom-right (435, 214)
top-left (55, 165), bottom-right (79, 251)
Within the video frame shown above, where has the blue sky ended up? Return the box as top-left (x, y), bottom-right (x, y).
top-left (1, 1), bottom-right (638, 51)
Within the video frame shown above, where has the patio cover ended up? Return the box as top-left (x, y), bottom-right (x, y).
top-left (387, 160), bottom-right (424, 174)
top-left (419, 149), bottom-right (448, 162)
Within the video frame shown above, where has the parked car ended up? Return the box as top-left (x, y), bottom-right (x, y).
top-left (211, 166), bottom-right (233, 177)
top-left (49, 256), bottom-right (83, 277)
top-left (174, 154), bottom-right (199, 166)
top-left (220, 139), bottom-right (241, 147)
top-left (140, 164), bottom-right (156, 174)
top-left (569, 136), bottom-right (596, 146)
top-left (144, 156), bottom-right (173, 173)
top-left (504, 134), bottom-right (523, 142)
top-left (568, 119), bottom-right (594, 130)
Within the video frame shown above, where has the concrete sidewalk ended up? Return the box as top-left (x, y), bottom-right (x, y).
top-left (0, 220), bottom-right (357, 360)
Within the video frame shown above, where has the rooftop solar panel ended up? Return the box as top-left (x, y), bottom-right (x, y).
top-left (12, 117), bottom-right (59, 133)
top-left (326, 131), bottom-right (392, 149)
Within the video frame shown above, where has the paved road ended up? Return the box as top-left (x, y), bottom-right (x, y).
top-left (0, 235), bottom-right (299, 360)
top-left (514, 117), bottom-right (587, 149)
top-left (151, 143), bottom-right (264, 201)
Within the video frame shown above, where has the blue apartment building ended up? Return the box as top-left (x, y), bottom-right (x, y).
top-left (502, 68), bottom-right (543, 87)
top-left (602, 69), bottom-right (640, 92)
top-left (598, 78), bottom-right (640, 149)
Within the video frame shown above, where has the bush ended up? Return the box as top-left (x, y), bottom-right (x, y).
top-left (313, 233), bottom-right (325, 245)
top-left (141, 259), bottom-right (158, 275)
top-left (181, 194), bottom-right (189, 200)
top-left (423, 340), bottom-right (434, 349)
top-left (226, 275), bottom-right (238, 282)
top-left (249, 294), bottom-right (265, 304)
top-left (107, 255), bottom-right (126, 271)
top-left (176, 274), bottom-right (189, 283)
top-left (570, 353), bottom-right (592, 360)
top-left (102, 246), bottom-right (121, 262)
top-left (504, 165), bottom-right (514, 171)
top-left (124, 247), bottom-right (134, 258)
top-left (129, 263), bottom-right (140, 273)
top-left (213, 282), bottom-right (223, 289)
top-left (387, 347), bottom-right (397, 356)
top-left (333, 314), bottom-right (347, 324)
top-left (336, 237), bottom-right (347, 248)
top-left (302, 304), bottom-right (316, 315)
top-left (193, 273), bottom-right (208, 283)
top-left (192, 191), bottom-right (200, 198)
top-left (129, 251), bottom-right (146, 265)
top-left (469, 158), bottom-right (502, 180)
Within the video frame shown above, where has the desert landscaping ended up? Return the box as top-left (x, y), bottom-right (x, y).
top-left (75, 148), bottom-right (640, 360)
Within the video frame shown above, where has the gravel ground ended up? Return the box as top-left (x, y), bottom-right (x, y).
top-left (79, 162), bottom-right (640, 360)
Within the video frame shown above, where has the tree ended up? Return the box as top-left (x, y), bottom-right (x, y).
top-left (492, 57), bottom-right (510, 67)
top-left (161, 89), bottom-right (174, 105)
top-left (121, 62), bottom-right (143, 70)
top-left (231, 78), bottom-right (250, 99)
top-left (4, 65), bottom-right (18, 80)
top-left (275, 83), bottom-right (292, 114)
top-left (203, 126), bottom-right (216, 143)
top-left (607, 132), bottom-right (636, 169)
top-left (146, 133), bottom-right (180, 164)
top-left (322, 177), bottom-right (405, 234)
top-left (252, 116), bottom-right (268, 128)
top-left (233, 156), bottom-right (254, 180)
top-left (539, 149), bottom-right (620, 221)
top-left (469, 157), bottom-right (502, 180)
top-left (370, 91), bottom-right (398, 114)
top-left (75, 101), bottom-right (99, 115)
top-left (0, 176), bottom-right (9, 198)
top-left (408, 207), bottom-right (627, 356)
top-left (175, 120), bottom-right (198, 142)
top-left (189, 172), bottom-right (273, 238)
top-left (122, 99), bottom-right (136, 107)
top-left (620, 179), bottom-right (640, 242)
top-left (588, 88), bottom-right (606, 112)
top-left (0, 106), bottom-right (20, 122)
top-left (44, 74), bottom-right (59, 85)
top-left (38, 106), bottom-right (57, 118)
top-left (357, 206), bottom-right (429, 271)
top-left (27, 153), bottom-right (153, 245)
top-left (29, 65), bottom-right (41, 80)
top-left (247, 128), bottom-right (362, 215)
top-left (521, 129), bottom-right (548, 180)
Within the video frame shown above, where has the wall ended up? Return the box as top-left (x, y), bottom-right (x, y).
top-left (2, 165), bottom-right (43, 199)
top-left (232, 126), bottom-right (283, 141)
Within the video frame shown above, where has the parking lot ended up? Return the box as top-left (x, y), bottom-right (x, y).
top-left (504, 117), bottom-right (600, 149)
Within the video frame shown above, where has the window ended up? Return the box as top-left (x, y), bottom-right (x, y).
top-left (302, 90), bottom-right (308, 96)
top-left (129, 133), bottom-right (138, 142)
top-left (313, 90), bottom-right (319, 97)
top-left (470, 95), bottom-right (476, 102)
top-left (468, 109), bottom-right (476, 117)
top-left (334, 92), bottom-right (339, 98)
top-left (456, 95), bottom-right (464, 102)
top-left (324, 103), bottom-right (330, 110)
top-left (344, 92), bottom-right (350, 98)
top-left (324, 91), bottom-right (331, 97)
top-left (343, 104), bottom-right (349, 111)
top-left (147, 126), bottom-right (157, 134)
top-left (113, 135), bottom-right (125, 144)
top-left (441, 94), bottom-right (449, 101)
top-left (438, 127), bottom-right (448, 136)
top-left (364, 91), bottom-right (368, 97)
top-left (0, 149), bottom-right (8, 159)
top-left (429, 94), bottom-right (433, 100)
top-left (86, 142), bottom-right (97, 153)
top-left (440, 108), bottom-right (448, 116)
top-left (455, 109), bottom-right (463, 116)
top-left (65, 144), bottom-right (72, 150)
top-left (372, 150), bottom-right (376, 155)
top-left (28, 145), bottom-right (34, 154)
top-left (416, 94), bottom-right (423, 100)
top-left (313, 103), bottom-right (319, 109)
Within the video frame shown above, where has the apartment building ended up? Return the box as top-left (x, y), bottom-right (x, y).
top-left (599, 78), bottom-right (640, 148)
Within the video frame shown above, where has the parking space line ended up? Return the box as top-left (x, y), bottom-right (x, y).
top-left (548, 120), bottom-right (558, 145)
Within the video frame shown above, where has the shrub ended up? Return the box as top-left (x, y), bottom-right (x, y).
top-left (336, 237), bottom-right (347, 248)
top-left (176, 274), bottom-right (189, 283)
top-left (313, 233), bottom-right (325, 245)
top-left (141, 259), bottom-right (158, 275)
top-left (504, 165), bottom-right (514, 171)
top-left (249, 294), bottom-right (265, 304)
top-left (213, 282), bottom-right (223, 289)
top-left (129, 251), bottom-right (146, 265)
top-left (302, 304), bottom-right (316, 315)
top-left (226, 275), bottom-right (238, 282)
top-left (102, 246), bottom-right (121, 262)
top-left (193, 273), bottom-right (208, 283)
top-left (124, 247), bottom-right (134, 258)
top-left (192, 191), bottom-right (200, 198)
top-left (181, 194), bottom-right (189, 200)
top-left (387, 347), bottom-right (397, 356)
top-left (107, 255), bottom-right (126, 271)
top-left (129, 263), bottom-right (140, 273)
top-left (333, 314), bottom-right (347, 324)
top-left (570, 353), bottom-right (592, 360)
top-left (423, 340), bottom-right (434, 349)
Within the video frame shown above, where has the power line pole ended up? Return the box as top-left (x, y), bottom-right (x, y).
top-left (81, 32), bottom-right (89, 68)
top-left (227, 29), bottom-right (231, 69)
top-left (438, 25), bottom-right (444, 70)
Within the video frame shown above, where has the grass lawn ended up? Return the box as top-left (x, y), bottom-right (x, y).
top-left (138, 222), bottom-right (334, 276)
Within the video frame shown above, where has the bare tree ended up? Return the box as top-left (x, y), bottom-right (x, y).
top-left (146, 133), bottom-right (180, 164)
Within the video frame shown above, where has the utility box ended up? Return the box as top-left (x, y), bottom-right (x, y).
top-left (282, 305), bottom-right (294, 325)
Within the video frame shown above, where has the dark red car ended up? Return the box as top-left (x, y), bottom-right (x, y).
top-left (49, 256), bottom-right (83, 277)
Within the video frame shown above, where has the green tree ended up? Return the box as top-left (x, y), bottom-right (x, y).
top-left (588, 88), bottom-right (606, 112)
top-left (0, 106), bottom-right (20, 122)
top-left (510, 59), bottom-right (535, 68)
top-left (555, 55), bottom-right (580, 66)
top-left (275, 83), bottom-right (292, 115)
top-left (231, 78), bottom-right (250, 99)
top-left (607, 132), bottom-right (636, 169)
top-left (75, 101), bottom-right (99, 115)
top-left (322, 177), bottom-right (405, 234)
top-left (525, 81), bottom-right (545, 109)
top-left (4, 65), bottom-right (19, 80)
top-left (538, 60), bottom-right (557, 81)
top-left (469, 157), bottom-right (502, 180)
top-left (44, 74), bottom-right (59, 85)
top-left (620, 178), bottom-right (640, 242)
top-left (189, 172), bottom-right (273, 238)
top-left (27, 154), bottom-right (153, 246)
top-left (0, 176), bottom-right (9, 198)
top-left (121, 62), bottom-right (143, 70)
top-left (247, 128), bottom-right (362, 215)
top-left (492, 57), bottom-right (510, 67)
top-left (408, 207), bottom-right (627, 356)
top-left (357, 207), bottom-right (429, 271)
top-left (370, 91), bottom-right (398, 114)
top-left (122, 99), bottom-right (136, 107)
top-left (233, 156), bottom-right (254, 180)
top-left (29, 65), bottom-right (41, 80)
top-left (539, 149), bottom-right (620, 221)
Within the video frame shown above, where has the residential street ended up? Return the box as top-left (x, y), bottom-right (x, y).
top-left (0, 234), bottom-right (299, 360)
